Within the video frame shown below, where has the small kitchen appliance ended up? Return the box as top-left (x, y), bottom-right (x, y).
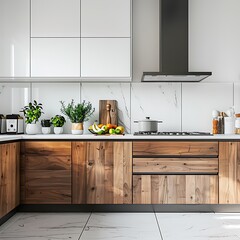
top-left (0, 114), bottom-right (6, 134)
top-left (6, 114), bottom-right (24, 134)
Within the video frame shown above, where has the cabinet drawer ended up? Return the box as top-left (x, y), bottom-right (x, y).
top-left (21, 141), bottom-right (71, 155)
top-left (133, 158), bottom-right (218, 174)
top-left (133, 175), bottom-right (218, 204)
top-left (133, 141), bottom-right (218, 157)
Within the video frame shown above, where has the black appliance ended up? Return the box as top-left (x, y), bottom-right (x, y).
top-left (142, 0), bottom-right (212, 82)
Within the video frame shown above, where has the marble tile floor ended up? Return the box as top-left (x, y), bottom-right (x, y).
top-left (1, 212), bottom-right (240, 240)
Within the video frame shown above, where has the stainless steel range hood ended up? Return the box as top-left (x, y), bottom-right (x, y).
top-left (142, 0), bottom-right (212, 82)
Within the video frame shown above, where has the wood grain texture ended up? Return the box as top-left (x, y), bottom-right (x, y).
top-left (99, 100), bottom-right (118, 125)
top-left (72, 141), bottom-right (132, 204)
top-left (22, 187), bottom-right (71, 204)
top-left (133, 141), bottom-right (219, 157)
top-left (21, 155), bottom-right (71, 170)
top-left (24, 170), bottom-right (71, 187)
top-left (133, 175), bottom-right (218, 204)
top-left (72, 142), bottom-right (87, 204)
top-left (123, 142), bottom-right (132, 204)
top-left (21, 141), bottom-right (71, 155)
top-left (219, 142), bottom-right (240, 204)
top-left (22, 170), bottom-right (71, 204)
top-left (133, 158), bottom-right (218, 174)
top-left (0, 142), bottom-right (20, 218)
top-left (21, 141), bottom-right (71, 204)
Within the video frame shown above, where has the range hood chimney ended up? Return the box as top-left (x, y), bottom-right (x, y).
top-left (142, 0), bottom-right (212, 82)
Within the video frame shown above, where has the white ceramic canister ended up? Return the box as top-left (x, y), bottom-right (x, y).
top-left (224, 117), bottom-right (235, 134)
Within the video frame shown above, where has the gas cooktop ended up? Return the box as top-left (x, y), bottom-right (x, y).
top-left (134, 132), bottom-right (212, 136)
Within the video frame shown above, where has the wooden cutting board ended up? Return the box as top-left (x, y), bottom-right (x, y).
top-left (99, 100), bottom-right (118, 125)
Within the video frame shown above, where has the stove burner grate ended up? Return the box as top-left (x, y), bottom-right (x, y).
top-left (134, 131), bottom-right (212, 136)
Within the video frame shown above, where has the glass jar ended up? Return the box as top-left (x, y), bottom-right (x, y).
top-left (235, 118), bottom-right (240, 134)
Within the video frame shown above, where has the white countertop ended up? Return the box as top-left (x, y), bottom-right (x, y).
top-left (0, 135), bottom-right (22, 142)
top-left (1, 134), bottom-right (240, 142)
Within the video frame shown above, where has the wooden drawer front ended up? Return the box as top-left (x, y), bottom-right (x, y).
top-left (133, 175), bottom-right (218, 204)
top-left (133, 142), bottom-right (218, 157)
top-left (133, 158), bottom-right (218, 174)
top-left (21, 170), bottom-right (71, 204)
top-left (21, 155), bottom-right (71, 170)
top-left (21, 141), bottom-right (71, 155)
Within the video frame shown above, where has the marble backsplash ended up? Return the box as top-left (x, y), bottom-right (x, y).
top-left (0, 82), bottom-right (238, 133)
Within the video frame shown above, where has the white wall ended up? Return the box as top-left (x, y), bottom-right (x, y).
top-left (0, 0), bottom-right (240, 133)
top-left (132, 0), bottom-right (159, 82)
top-left (189, 0), bottom-right (240, 83)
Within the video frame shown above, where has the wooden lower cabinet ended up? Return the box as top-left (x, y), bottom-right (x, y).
top-left (21, 141), bottom-right (71, 204)
top-left (219, 142), bottom-right (240, 204)
top-left (133, 158), bottom-right (219, 174)
top-left (133, 175), bottom-right (218, 204)
top-left (0, 142), bottom-right (20, 218)
top-left (133, 141), bottom-right (219, 157)
top-left (72, 141), bottom-right (132, 204)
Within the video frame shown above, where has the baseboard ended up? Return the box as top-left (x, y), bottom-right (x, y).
top-left (0, 208), bottom-right (18, 226)
top-left (18, 204), bottom-right (240, 213)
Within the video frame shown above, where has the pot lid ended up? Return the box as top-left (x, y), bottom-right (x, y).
top-left (135, 117), bottom-right (163, 123)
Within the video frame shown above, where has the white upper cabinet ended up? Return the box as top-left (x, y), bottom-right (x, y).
top-left (81, 38), bottom-right (131, 78)
top-left (81, 0), bottom-right (131, 37)
top-left (0, 0), bottom-right (30, 77)
top-left (31, 38), bottom-right (80, 77)
top-left (31, 0), bottom-right (80, 37)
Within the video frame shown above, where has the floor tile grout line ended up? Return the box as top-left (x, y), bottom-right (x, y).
top-left (78, 212), bottom-right (92, 240)
top-left (154, 211), bottom-right (164, 240)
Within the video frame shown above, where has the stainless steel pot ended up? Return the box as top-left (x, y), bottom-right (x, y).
top-left (134, 117), bottom-right (163, 133)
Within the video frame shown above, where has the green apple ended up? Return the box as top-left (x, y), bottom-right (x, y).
top-left (109, 129), bottom-right (116, 134)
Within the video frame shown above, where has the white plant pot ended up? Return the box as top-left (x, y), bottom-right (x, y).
top-left (26, 123), bottom-right (39, 135)
top-left (72, 129), bottom-right (83, 135)
top-left (42, 127), bottom-right (51, 134)
top-left (54, 127), bottom-right (63, 134)
top-left (71, 123), bottom-right (83, 135)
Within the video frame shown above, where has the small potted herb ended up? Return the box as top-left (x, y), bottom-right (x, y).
top-left (20, 100), bottom-right (43, 135)
top-left (60, 100), bottom-right (95, 135)
top-left (51, 115), bottom-right (66, 134)
top-left (41, 119), bottom-right (51, 134)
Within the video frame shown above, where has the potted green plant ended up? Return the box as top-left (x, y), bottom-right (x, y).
top-left (60, 100), bottom-right (95, 135)
top-left (51, 115), bottom-right (66, 134)
top-left (20, 100), bottom-right (43, 135)
top-left (41, 119), bottom-right (51, 134)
